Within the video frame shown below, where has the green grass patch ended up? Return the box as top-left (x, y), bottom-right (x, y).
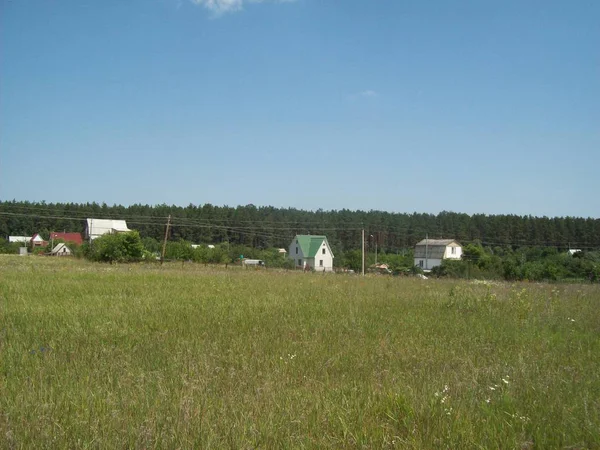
top-left (1, 256), bottom-right (599, 448)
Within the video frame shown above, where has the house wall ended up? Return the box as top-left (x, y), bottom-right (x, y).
top-left (414, 244), bottom-right (462, 269)
top-left (31, 235), bottom-right (47, 247)
top-left (444, 245), bottom-right (462, 260)
top-left (86, 220), bottom-right (130, 240)
top-left (316, 241), bottom-right (334, 272)
top-left (289, 240), bottom-right (305, 264)
top-left (292, 257), bottom-right (309, 269)
top-left (414, 258), bottom-right (443, 270)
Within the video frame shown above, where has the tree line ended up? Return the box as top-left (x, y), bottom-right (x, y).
top-left (1, 200), bottom-right (599, 254)
top-left (1, 200), bottom-right (598, 281)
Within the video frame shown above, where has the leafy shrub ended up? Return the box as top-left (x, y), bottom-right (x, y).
top-left (86, 231), bottom-right (144, 263)
top-left (0, 238), bottom-right (21, 254)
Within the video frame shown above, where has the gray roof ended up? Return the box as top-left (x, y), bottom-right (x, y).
top-left (415, 239), bottom-right (458, 247)
top-left (9, 236), bottom-right (31, 243)
top-left (414, 239), bottom-right (461, 259)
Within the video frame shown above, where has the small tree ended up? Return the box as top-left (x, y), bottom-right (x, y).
top-left (86, 231), bottom-right (144, 263)
top-left (0, 238), bottom-right (21, 254)
top-left (341, 250), bottom-right (362, 272)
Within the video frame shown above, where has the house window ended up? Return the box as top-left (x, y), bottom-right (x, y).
top-left (295, 247), bottom-right (298, 254)
top-left (451, 247), bottom-right (456, 254)
top-left (298, 259), bottom-right (302, 266)
top-left (296, 240), bottom-right (298, 244)
top-left (322, 248), bottom-right (326, 254)
top-left (419, 260), bottom-right (424, 268)
top-left (319, 260), bottom-right (323, 267)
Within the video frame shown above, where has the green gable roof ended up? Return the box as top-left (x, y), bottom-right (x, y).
top-left (295, 235), bottom-right (328, 258)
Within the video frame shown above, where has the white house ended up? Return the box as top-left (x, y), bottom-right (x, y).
top-left (85, 218), bottom-right (131, 240)
top-left (51, 243), bottom-right (72, 256)
top-left (414, 239), bottom-right (462, 271)
top-left (288, 235), bottom-right (334, 272)
top-left (567, 249), bottom-right (582, 256)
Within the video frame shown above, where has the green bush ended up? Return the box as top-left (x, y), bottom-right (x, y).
top-left (0, 238), bottom-right (21, 254)
top-left (86, 231), bottom-right (145, 263)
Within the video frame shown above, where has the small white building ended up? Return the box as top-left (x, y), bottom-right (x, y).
top-left (242, 259), bottom-right (265, 267)
top-left (567, 249), bottom-right (582, 256)
top-left (85, 218), bottom-right (131, 240)
top-left (9, 236), bottom-right (32, 244)
top-left (414, 239), bottom-right (462, 271)
top-left (288, 235), bottom-right (334, 272)
top-left (51, 243), bottom-right (72, 256)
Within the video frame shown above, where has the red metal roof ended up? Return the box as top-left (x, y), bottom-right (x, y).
top-left (50, 232), bottom-right (83, 245)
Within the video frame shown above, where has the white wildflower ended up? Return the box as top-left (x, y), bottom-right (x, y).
top-left (502, 378), bottom-right (509, 385)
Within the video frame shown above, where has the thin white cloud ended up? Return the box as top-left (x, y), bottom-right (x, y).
top-left (359, 90), bottom-right (378, 98)
top-left (348, 90), bottom-right (379, 101)
top-left (190, 0), bottom-right (296, 15)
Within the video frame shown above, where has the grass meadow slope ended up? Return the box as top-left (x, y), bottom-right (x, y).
top-left (1, 256), bottom-right (599, 448)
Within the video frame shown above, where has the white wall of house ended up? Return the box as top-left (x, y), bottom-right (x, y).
top-left (31, 234), bottom-right (46, 247)
top-left (414, 243), bottom-right (462, 270)
top-left (52, 243), bottom-right (72, 256)
top-left (86, 219), bottom-right (130, 240)
top-left (316, 241), bottom-right (334, 272)
top-left (289, 239), bottom-right (306, 264)
top-left (443, 245), bottom-right (462, 260)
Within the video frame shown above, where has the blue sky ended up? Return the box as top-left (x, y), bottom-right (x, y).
top-left (1, 0), bottom-right (598, 217)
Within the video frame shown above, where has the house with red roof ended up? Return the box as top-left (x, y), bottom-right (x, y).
top-left (50, 232), bottom-right (83, 246)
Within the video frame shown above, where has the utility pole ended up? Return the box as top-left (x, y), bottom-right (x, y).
top-left (161, 215), bottom-right (171, 265)
top-left (425, 233), bottom-right (429, 271)
top-left (361, 229), bottom-right (365, 276)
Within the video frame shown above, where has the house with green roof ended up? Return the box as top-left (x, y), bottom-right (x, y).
top-left (288, 235), bottom-right (334, 272)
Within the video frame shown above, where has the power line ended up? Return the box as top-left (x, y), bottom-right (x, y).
top-left (1, 210), bottom-right (598, 250)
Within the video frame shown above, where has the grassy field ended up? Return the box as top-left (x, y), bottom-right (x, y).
top-left (1, 256), bottom-right (599, 449)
